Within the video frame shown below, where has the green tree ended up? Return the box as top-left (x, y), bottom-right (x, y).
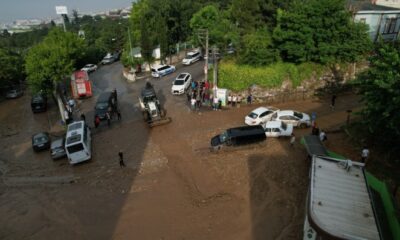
top-left (0, 48), bottom-right (24, 89)
top-left (231, 0), bottom-right (260, 34)
top-left (273, 0), bottom-right (371, 65)
top-left (190, 5), bottom-right (239, 50)
top-left (25, 28), bottom-right (85, 93)
top-left (354, 41), bottom-right (400, 158)
top-left (239, 29), bottom-right (279, 66)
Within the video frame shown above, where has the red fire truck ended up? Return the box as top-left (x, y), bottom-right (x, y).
top-left (71, 70), bottom-right (92, 98)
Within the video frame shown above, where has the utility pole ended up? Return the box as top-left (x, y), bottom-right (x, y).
top-left (196, 29), bottom-right (209, 83)
top-left (213, 46), bottom-right (219, 98)
top-left (127, 27), bottom-right (134, 72)
top-left (205, 30), bottom-right (209, 83)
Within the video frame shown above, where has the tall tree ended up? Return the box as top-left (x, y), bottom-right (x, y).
top-left (231, 0), bottom-right (260, 34)
top-left (0, 48), bottom-right (24, 88)
top-left (25, 28), bottom-right (85, 93)
top-left (273, 0), bottom-right (371, 65)
top-left (354, 41), bottom-right (400, 158)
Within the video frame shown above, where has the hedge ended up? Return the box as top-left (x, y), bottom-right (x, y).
top-left (217, 61), bottom-right (325, 91)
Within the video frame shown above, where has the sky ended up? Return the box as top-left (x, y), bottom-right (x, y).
top-left (0, 0), bottom-right (134, 24)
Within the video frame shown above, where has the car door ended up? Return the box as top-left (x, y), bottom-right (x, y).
top-left (259, 111), bottom-right (272, 124)
top-left (184, 75), bottom-right (190, 89)
top-left (287, 115), bottom-right (300, 126)
top-left (265, 128), bottom-right (272, 137)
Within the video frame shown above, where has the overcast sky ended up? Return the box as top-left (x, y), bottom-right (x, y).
top-left (0, 0), bottom-right (133, 23)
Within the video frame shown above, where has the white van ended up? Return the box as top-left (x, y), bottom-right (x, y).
top-left (182, 50), bottom-right (201, 65)
top-left (65, 121), bottom-right (92, 165)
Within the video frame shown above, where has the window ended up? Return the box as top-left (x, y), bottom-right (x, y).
top-left (383, 17), bottom-right (398, 34)
top-left (67, 143), bottom-right (84, 153)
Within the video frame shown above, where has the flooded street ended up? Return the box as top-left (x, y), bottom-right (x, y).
top-left (0, 60), bottom-right (362, 240)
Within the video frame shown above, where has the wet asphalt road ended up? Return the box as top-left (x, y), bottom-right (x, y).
top-left (83, 60), bottom-right (206, 125)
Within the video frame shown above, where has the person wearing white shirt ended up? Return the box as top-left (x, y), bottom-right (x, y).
top-left (319, 130), bottom-right (327, 142)
top-left (361, 147), bottom-right (369, 163)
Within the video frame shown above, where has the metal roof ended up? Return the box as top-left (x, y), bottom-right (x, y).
top-left (309, 156), bottom-right (381, 239)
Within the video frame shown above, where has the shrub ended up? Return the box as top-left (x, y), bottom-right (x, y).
top-left (218, 61), bottom-right (325, 91)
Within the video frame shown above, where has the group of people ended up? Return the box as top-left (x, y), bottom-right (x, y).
top-left (187, 80), bottom-right (210, 111)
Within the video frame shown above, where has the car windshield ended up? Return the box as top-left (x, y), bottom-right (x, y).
top-left (84, 64), bottom-right (92, 68)
top-left (248, 112), bottom-right (258, 119)
top-left (294, 111), bottom-right (303, 119)
top-left (96, 102), bottom-right (108, 110)
top-left (219, 131), bottom-right (228, 143)
top-left (185, 54), bottom-right (195, 59)
top-left (271, 112), bottom-right (278, 120)
top-left (281, 122), bottom-right (287, 130)
top-left (34, 135), bottom-right (47, 144)
top-left (158, 66), bottom-right (169, 71)
top-left (8, 90), bottom-right (17, 94)
top-left (174, 80), bottom-right (184, 85)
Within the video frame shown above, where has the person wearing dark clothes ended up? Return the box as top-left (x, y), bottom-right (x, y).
top-left (80, 113), bottom-right (86, 122)
top-left (331, 94), bottom-right (337, 110)
top-left (117, 109), bottom-right (121, 120)
top-left (94, 115), bottom-right (100, 128)
top-left (247, 94), bottom-right (252, 104)
top-left (118, 151), bottom-right (125, 168)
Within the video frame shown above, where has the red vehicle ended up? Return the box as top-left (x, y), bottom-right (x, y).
top-left (71, 70), bottom-right (92, 98)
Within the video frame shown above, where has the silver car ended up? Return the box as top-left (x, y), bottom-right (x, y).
top-left (50, 137), bottom-right (66, 160)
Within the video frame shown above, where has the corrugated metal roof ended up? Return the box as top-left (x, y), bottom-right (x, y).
top-left (309, 156), bottom-right (381, 239)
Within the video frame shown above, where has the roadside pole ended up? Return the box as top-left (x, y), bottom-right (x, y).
top-left (213, 46), bottom-right (218, 98)
top-left (205, 30), bottom-right (209, 83)
top-left (127, 27), bottom-right (135, 72)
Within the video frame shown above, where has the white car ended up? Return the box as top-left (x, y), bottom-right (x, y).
top-left (171, 73), bottom-right (192, 95)
top-left (245, 107), bottom-right (279, 126)
top-left (151, 64), bottom-right (176, 78)
top-left (263, 121), bottom-right (293, 137)
top-left (182, 51), bottom-right (201, 65)
top-left (81, 64), bottom-right (98, 73)
top-left (271, 110), bottom-right (311, 128)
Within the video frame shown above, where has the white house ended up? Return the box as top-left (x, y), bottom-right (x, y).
top-left (349, 0), bottom-right (400, 41)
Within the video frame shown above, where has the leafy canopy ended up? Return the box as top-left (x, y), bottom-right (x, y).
top-left (273, 0), bottom-right (371, 64)
top-left (354, 41), bottom-right (400, 151)
top-left (25, 28), bottom-right (85, 93)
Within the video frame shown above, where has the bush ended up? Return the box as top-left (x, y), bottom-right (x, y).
top-left (218, 61), bottom-right (325, 91)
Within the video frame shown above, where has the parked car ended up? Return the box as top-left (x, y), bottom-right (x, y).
top-left (5, 88), bottom-right (24, 99)
top-left (171, 73), bottom-right (192, 95)
top-left (271, 110), bottom-right (311, 128)
top-left (211, 125), bottom-right (266, 150)
top-left (32, 132), bottom-right (51, 152)
top-left (182, 50), bottom-right (201, 65)
top-left (101, 53), bottom-right (118, 65)
top-left (95, 91), bottom-right (113, 120)
top-left (151, 64), bottom-right (176, 78)
top-left (81, 64), bottom-right (98, 73)
top-left (31, 92), bottom-right (47, 113)
top-left (245, 107), bottom-right (279, 126)
top-left (50, 137), bottom-right (67, 159)
top-left (263, 121), bottom-right (293, 137)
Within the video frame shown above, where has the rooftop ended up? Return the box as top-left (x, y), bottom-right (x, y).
top-left (308, 156), bottom-right (381, 239)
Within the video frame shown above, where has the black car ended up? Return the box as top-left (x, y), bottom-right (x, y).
top-left (211, 125), bottom-right (266, 150)
top-left (32, 132), bottom-right (51, 152)
top-left (31, 93), bottom-right (47, 113)
top-left (95, 91), bottom-right (113, 120)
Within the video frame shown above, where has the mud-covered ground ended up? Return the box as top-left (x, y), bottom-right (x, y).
top-left (0, 61), bottom-right (362, 240)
